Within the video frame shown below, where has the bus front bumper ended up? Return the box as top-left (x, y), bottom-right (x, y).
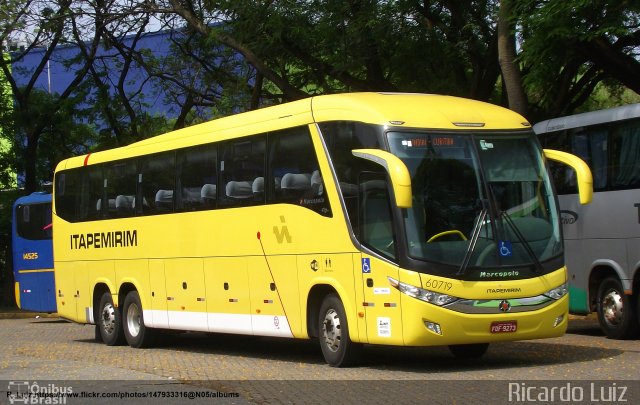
top-left (400, 294), bottom-right (568, 346)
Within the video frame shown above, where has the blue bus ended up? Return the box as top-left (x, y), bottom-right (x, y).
top-left (12, 192), bottom-right (56, 312)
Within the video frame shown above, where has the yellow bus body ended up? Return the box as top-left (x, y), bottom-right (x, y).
top-left (53, 93), bottom-right (569, 357)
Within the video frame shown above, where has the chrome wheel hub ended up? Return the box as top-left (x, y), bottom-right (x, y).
top-left (101, 303), bottom-right (117, 335)
top-left (602, 289), bottom-right (624, 327)
top-left (126, 302), bottom-right (141, 338)
top-left (321, 309), bottom-right (341, 353)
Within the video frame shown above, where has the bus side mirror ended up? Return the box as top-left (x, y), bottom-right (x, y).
top-left (352, 149), bottom-right (412, 208)
top-left (543, 149), bottom-right (593, 205)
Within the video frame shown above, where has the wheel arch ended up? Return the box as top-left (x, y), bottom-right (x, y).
top-left (631, 262), bottom-right (640, 299)
top-left (118, 281), bottom-right (139, 312)
top-left (588, 260), bottom-right (628, 312)
top-left (306, 282), bottom-right (359, 341)
top-left (92, 282), bottom-right (113, 325)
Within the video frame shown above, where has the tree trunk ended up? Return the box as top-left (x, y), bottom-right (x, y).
top-left (23, 134), bottom-right (39, 194)
top-left (250, 72), bottom-right (264, 111)
top-left (497, 0), bottom-right (528, 118)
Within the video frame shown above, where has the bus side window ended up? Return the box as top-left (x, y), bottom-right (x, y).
top-left (543, 127), bottom-right (608, 194)
top-left (177, 144), bottom-right (217, 211)
top-left (359, 172), bottom-right (396, 260)
top-left (219, 136), bottom-right (265, 208)
top-left (319, 121), bottom-right (382, 225)
top-left (105, 160), bottom-right (138, 218)
top-left (542, 129), bottom-right (576, 195)
top-left (268, 127), bottom-right (331, 216)
top-left (611, 121), bottom-right (640, 189)
top-left (140, 152), bottom-right (176, 215)
top-left (85, 165), bottom-right (105, 221)
top-left (56, 168), bottom-right (85, 223)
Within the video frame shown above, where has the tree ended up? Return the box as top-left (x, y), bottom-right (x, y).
top-left (0, 0), bottom-right (103, 193)
top-left (0, 53), bottom-right (17, 189)
top-left (158, 0), bottom-right (308, 102)
top-left (515, 0), bottom-right (640, 120)
top-left (146, 1), bottom-right (504, 105)
top-left (497, 0), bottom-right (528, 116)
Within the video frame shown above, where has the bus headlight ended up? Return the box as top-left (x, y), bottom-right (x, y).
top-left (388, 277), bottom-right (459, 306)
top-left (544, 283), bottom-right (568, 300)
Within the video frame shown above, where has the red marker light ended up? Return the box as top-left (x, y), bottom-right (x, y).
top-left (257, 231), bottom-right (261, 240)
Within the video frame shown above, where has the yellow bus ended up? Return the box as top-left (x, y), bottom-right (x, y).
top-left (53, 93), bottom-right (592, 366)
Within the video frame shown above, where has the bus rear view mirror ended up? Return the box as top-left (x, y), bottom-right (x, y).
top-left (352, 149), bottom-right (412, 208)
top-left (543, 149), bottom-right (593, 205)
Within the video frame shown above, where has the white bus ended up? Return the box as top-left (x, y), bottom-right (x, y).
top-left (535, 103), bottom-right (640, 339)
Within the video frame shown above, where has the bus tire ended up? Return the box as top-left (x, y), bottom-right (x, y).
top-left (596, 277), bottom-right (639, 339)
top-left (97, 292), bottom-right (125, 346)
top-left (449, 343), bottom-right (489, 359)
top-left (122, 290), bottom-right (155, 348)
top-left (318, 294), bottom-right (362, 367)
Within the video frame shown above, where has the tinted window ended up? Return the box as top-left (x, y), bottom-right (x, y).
top-left (610, 121), bottom-right (640, 189)
top-left (319, 121), bottom-right (382, 227)
top-left (85, 165), bottom-right (105, 221)
top-left (55, 169), bottom-right (82, 222)
top-left (140, 152), bottom-right (175, 215)
top-left (177, 144), bottom-right (217, 211)
top-left (219, 136), bottom-right (265, 208)
top-left (268, 127), bottom-right (331, 216)
top-left (105, 160), bottom-right (138, 217)
top-left (540, 118), bottom-right (640, 193)
top-left (359, 173), bottom-right (395, 259)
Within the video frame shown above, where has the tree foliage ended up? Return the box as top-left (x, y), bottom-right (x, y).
top-left (515, 0), bottom-right (640, 119)
top-left (154, 0), bottom-right (638, 120)
top-left (159, 1), bottom-right (503, 102)
top-left (1, 0), bottom-right (103, 193)
top-left (0, 0), bottom-right (639, 192)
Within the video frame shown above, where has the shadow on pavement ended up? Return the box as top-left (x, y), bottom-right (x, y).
top-left (73, 323), bottom-right (622, 374)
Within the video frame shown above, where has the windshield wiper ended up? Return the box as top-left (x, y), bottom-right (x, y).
top-left (457, 208), bottom-right (488, 275)
top-left (500, 210), bottom-right (543, 273)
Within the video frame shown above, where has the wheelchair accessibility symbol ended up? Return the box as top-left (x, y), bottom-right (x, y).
top-left (362, 258), bottom-right (371, 273)
top-left (499, 240), bottom-right (512, 257)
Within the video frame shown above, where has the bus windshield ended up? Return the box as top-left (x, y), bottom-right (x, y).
top-left (388, 131), bottom-right (561, 277)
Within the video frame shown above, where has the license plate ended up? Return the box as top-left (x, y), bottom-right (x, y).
top-left (490, 320), bottom-right (517, 333)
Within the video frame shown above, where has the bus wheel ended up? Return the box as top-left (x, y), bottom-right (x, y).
top-left (597, 277), bottom-right (639, 339)
top-left (122, 291), bottom-right (155, 348)
top-left (449, 343), bottom-right (489, 359)
top-left (318, 294), bottom-right (362, 367)
top-left (97, 292), bottom-right (125, 346)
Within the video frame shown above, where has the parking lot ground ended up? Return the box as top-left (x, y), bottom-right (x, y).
top-left (0, 316), bottom-right (638, 404)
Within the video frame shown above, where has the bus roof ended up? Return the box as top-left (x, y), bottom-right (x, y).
top-left (57, 92), bottom-right (531, 171)
top-left (533, 103), bottom-right (640, 134)
top-left (13, 192), bottom-right (52, 208)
